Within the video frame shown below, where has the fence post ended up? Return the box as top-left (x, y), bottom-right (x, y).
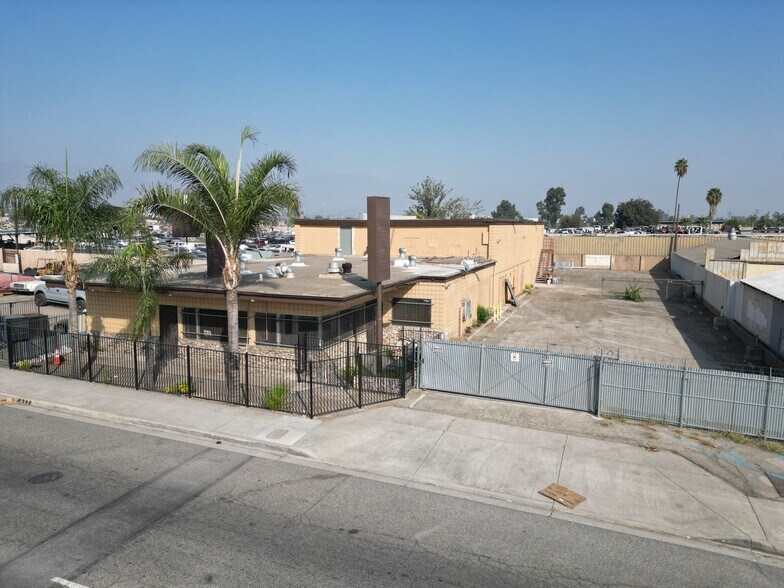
top-left (594, 355), bottom-right (602, 415)
top-left (358, 353), bottom-right (363, 409)
top-left (244, 352), bottom-right (250, 407)
top-left (678, 365), bottom-right (687, 427)
top-left (542, 354), bottom-right (549, 405)
top-left (133, 339), bottom-right (139, 390)
top-left (761, 368), bottom-right (773, 440)
top-left (476, 344), bottom-right (485, 395)
top-left (401, 341), bottom-right (407, 398)
top-left (43, 327), bottom-right (50, 375)
top-left (308, 361), bottom-right (314, 419)
top-left (5, 322), bottom-right (13, 368)
top-left (186, 345), bottom-right (192, 398)
top-left (86, 333), bottom-right (93, 382)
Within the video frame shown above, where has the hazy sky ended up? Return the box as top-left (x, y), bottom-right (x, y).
top-left (1, 0), bottom-right (782, 219)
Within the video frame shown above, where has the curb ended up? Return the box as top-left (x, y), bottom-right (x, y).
top-left (0, 393), bottom-right (315, 460)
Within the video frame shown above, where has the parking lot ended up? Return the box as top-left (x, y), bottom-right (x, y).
top-left (475, 269), bottom-right (750, 369)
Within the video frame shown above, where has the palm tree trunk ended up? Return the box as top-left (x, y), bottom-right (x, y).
top-left (225, 287), bottom-right (241, 402)
top-left (144, 327), bottom-right (156, 391)
top-left (672, 176), bottom-right (682, 254)
top-left (14, 229), bottom-right (22, 274)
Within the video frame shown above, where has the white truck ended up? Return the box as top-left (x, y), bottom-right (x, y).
top-left (34, 282), bottom-right (87, 313)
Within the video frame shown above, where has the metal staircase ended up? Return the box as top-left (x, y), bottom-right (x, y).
top-left (535, 236), bottom-right (555, 283)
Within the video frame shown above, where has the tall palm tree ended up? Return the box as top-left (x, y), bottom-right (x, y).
top-left (86, 236), bottom-right (191, 389)
top-left (134, 125), bottom-right (300, 354)
top-left (0, 186), bottom-right (30, 273)
top-left (705, 187), bottom-right (723, 226)
top-left (23, 162), bottom-right (122, 332)
top-left (672, 158), bottom-right (688, 250)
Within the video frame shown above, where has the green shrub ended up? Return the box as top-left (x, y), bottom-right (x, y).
top-left (264, 384), bottom-right (288, 410)
top-left (476, 305), bottom-right (489, 325)
top-left (15, 360), bottom-right (33, 371)
top-left (164, 381), bottom-right (191, 395)
top-left (615, 283), bottom-right (643, 302)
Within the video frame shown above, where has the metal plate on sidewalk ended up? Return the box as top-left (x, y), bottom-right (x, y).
top-left (539, 483), bottom-right (586, 509)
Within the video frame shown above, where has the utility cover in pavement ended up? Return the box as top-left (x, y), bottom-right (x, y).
top-left (539, 483), bottom-right (586, 509)
top-left (29, 471), bottom-right (63, 484)
top-left (266, 429), bottom-right (289, 440)
top-left (766, 472), bottom-right (784, 497)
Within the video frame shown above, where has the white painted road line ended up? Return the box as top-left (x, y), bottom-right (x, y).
top-left (52, 577), bottom-right (92, 588)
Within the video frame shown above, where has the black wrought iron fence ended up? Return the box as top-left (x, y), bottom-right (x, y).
top-left (3, 327), bottom-right (418, 418)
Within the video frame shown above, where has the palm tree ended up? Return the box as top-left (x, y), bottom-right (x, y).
top-left (705, 187), bottom-right (723, 226)
top-left (0, 186), bottom-right (30, 273)
top-left (86, 236), bottom-right (191, 389)
top-left (672, 158), bottom-right (688, 250)
top-left (134, 127), bottom-right (300, 392)
top-left (23, 162), bottom-right (122, 332)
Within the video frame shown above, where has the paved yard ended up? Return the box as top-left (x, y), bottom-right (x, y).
top-left (474, 269), bottom-right (749, 369)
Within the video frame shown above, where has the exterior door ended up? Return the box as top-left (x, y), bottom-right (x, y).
top-left (159, 305), bottom-right (178, 345)
top-left (339, 227), bottom-right (353, 255)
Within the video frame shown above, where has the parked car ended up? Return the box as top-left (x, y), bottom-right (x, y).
top-left (34, 282), bottom-right (87, 313)
top-left (10, 279), bottom-right (45, 294)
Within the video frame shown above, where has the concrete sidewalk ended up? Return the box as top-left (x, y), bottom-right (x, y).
top-left (2, 369), bottom-right (783, 559)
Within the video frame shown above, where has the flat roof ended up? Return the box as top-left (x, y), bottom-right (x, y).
top-left (295, 218), bottom-right (543, 228)
top-left (672, 238), bottom-right (752, 265)
top-left (740, 270), bottom-right (784, 302)
top-left (83, 254), bottom-right (495, 304)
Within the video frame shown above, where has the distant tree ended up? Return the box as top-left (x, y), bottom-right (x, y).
top-left (694, 216), bottom-right (710, 229)
top-left (705, 187), bottom-right (723, 224)
top-left (672, 158), bottom-right (688, 233)
top-left (559, 206), bottom-right (586, 229)
top-left (614, 198), bottom-right (659, 229)
top-left (535, 187), bottom-right (566, 228)
top-left (722, 218), bottom-right (741, 232)
top-left (772, 212), bottom-right (784, 226)
top-left (656, 209), bottom-right (669, 222)
top-left (490, 199), bottom-right (522, 220)
top-left (405, 177), bottom-right (483, 219)
top-left (593, 202), bottom-right (614, 227)
top-left (0, 185), bottom-right (30, 272)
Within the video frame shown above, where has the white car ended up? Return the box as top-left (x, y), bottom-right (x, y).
top-left (34, 282), bottom-right (87, 313)
top-left (10, 279), bottom-right (45, 293)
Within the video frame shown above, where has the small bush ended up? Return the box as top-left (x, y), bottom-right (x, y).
top-left (524, 284), bottom-right (534, 294)
top-left (615, 283), bottom-right (643, 302)
top-left (464, 326), bottom-right (472, 335)
top-left (476, 305), bottom-right (489, 325)
top-left (15, 360), bottom-right (33, 371)
top-left (164, 381), bottom-right (191, 395)
top-left (264, 384), bottom-right (288, 410)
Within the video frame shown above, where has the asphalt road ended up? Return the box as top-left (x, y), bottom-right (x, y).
top-left (1, 408), bottom-right (782, 588)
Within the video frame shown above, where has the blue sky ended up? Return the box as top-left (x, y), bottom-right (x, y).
top-left (1, 0), bottom-right (783, 219)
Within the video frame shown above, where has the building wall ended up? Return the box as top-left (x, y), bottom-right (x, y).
top-left (487, 223), bottom-right (542, 298)
top-left (553, 235), bottom-right (726, 257)
top-left (382, 264), bottom-right (495, 336)
top-left (295, 222), bottom-right (492, 259)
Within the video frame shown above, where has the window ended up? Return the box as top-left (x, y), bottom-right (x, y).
top-left (182, 308), bottom-right (248, 344)
top-left (391, 298), bottom-right (432, 327)
top-left (254, 302), bottom-right (375, 347)
top-left (255, 313), bottom-right (319, 346)
top-left (461, 299), bottom-right (472, 321)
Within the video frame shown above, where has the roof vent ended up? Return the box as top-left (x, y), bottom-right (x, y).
top-left (462, 259), bottom-right (477, 271)
top-left (291, 250), bottom-right (307, 266)
top-left (394, 247), bottom-right (409, 267)
top-left (333, 247), bottom-right (345, 261)
top-left (326, 259), bottom-right (341, 274)
top-left (265, 263), bottom-right (292, 278)
top-left (407, 255), bottom-right (417, 268)
top-left (239, 252), bottom-right (253, 275)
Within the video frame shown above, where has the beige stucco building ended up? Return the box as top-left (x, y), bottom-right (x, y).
top-left (83, 219), bottom-right (544, 348)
